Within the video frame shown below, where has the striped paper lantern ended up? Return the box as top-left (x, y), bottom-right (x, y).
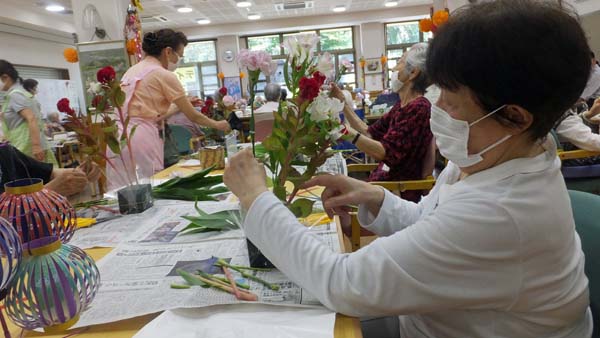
top-left (5, 236), bottom-right (100, 332)
top-left (0, 178), bottom-right (76, 243)
top-left (0, 216), bottom-right (22, 293)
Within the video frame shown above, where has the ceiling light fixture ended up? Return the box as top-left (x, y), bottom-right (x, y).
top-left (248, 13), bottom-right (261, 20)
top-left (46, 4), bottom-right (65, 12)
top-left (332, 5), bottom-right (346, 12)
top-left (236, 1), bottom-right (252, 8)
top-left (384, 1), bottom-right (399, 7)
top-left (177, 6), bottom-right (193, 13)
top-left (197, 18), bottom-right (211, 24)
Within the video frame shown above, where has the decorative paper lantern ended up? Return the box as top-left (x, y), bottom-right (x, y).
top-left (63, 48), bottom-right (79, 63)
top-left (419, 18), bottom-right (434, 33)
top-left (5, 236), bottom-right (100, 333)
top-left (0, 217), bottom-right (22, 338)
top-left (0, 178), bottom-right (76, 244)
top-left (126, 39), bottom-right (137, 55)
top-left (432, 10), bottom-right (450, 27)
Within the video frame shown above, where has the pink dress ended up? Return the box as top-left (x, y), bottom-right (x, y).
top-left (106, 57), bottom-right (186, 190)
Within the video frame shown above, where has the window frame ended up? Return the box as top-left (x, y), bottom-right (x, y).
top-left (384, 20), bottom-right (431, 87)
top-left (179, 39), bottom-right (219, 98)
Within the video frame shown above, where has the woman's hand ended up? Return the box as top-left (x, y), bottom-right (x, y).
top-left (214, 120), bottom-right (232, 132)
top-left (78, 161), bottom-right (101, 182)
top-left (588, 98), bottom-right (600, 120)
top-left (303, 174), bottom-right (385, 220)
top-left (223, 149), bottom-right (268, 210)
top-left (329, 83), bottom-right (346, 102)
top-left (31, 144), bottom-right (45, 161)
top-left (45, 168), bottom-right (89, 197)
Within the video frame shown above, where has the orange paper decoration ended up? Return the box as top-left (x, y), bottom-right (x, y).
top-left (63, 48), bottom-right (79, 63)
top-left (239, 72), bottom-right (246, 79)
top-left (217, 72), bottom-right (225, 80)
top-left (380, 55), bottom-right (388, 64)
top-left (432, 10), bottom-right (449, 27)
top-left (126, 39), bottom-right (137, 55)
top-left (359, 57), bottom-right (366, 69)
top-left (419, 19), bottom-right (434, 33)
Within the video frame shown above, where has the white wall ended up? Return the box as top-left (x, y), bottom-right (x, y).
top-left (0, 31), bottom-right (85, 111)
top-left (582, 11), bottom-right (600, 57)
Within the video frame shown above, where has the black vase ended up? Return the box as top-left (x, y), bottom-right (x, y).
top-left (117, 184), bottom-right (153, 215)
top-left (246, 239), bottom-right (275, 269)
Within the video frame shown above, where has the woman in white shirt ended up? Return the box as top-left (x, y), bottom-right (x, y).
top-left (223, 1), bottom-right (593, 337)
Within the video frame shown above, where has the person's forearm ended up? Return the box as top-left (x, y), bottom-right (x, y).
top-left (174, 97), bottom-right (218, 128)
top-left (354, 133), bottom-right (386, 161)
top-left (343, 104), bottom-right (369, 136)
top-left (27, 119), bottom-right (42, 147)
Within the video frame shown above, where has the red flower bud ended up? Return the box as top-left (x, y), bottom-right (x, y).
top-left (219, 87), bottom-right (228, 96)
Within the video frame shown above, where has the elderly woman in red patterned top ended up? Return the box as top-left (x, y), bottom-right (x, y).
top-left (332, 43), bottom-right (433, 202)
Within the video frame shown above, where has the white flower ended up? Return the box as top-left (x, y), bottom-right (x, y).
top-left (283, 33), bottom-right (319, 64)
top-left (87, 82), bottom-right (102, 95)
top-left (315, 52), bottom-right (335, 79)
top-left (307, 93), bottom-right (345, 123)
top-left (328, 125), bottom-right (346, 141)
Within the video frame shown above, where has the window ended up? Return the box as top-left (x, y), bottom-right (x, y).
top-left (245, 27), bottom-right (356, 92)
top-left (385, 21), bottom-right (432, 88)
top-left (175, 40), bottom-right (218, 98)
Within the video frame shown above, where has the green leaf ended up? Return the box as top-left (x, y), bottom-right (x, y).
top-left (289, 198), bottom-right (315, 218)
top-left (129, 124), bottom-right (138, 141)
top-left (273, 185), bottom-right (286, 201)
top-left (102, 125), bottom-right (118, 133)
top-left (114, 87), bottom-right (126, 107)
top-left (177, 269), bottom-right (210, 288)
top-left (262, 136), bottom-right (283, 152)
top-left (106, 135), bottom-right (122, 154)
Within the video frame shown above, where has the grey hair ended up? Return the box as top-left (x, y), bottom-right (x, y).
top-left (405, 42), bottom-right (430, 94)
top-left (47, 112), bottom-right (60, 121)
top-left (264, 83), bottom-right (282, 102)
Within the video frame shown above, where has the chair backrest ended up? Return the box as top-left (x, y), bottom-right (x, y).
top-left (169, 125), bottom-right (192, 154)
top-left (568, 190), bottom-right (600, 336)
top-left (255, 113), bottom-right (274, 142)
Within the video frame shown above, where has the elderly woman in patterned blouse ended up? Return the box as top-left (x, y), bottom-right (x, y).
top-left (331, 43), bottom-right (433, 202)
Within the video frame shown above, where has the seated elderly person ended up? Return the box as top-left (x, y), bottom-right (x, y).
top-left (332, 43), bottom-right (433, 202)
top-left (0, 142), bottom-right (100, 197)
top-left (223, 1), bottom-right (593, 337)
top-left (254, 83), bottom-right (282, 141)
top-left (45, 112), bottom-right (66, 136)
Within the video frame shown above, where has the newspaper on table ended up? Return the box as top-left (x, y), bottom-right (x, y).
top-left (74, 223), bottom-right (341, 328)
top-left (70, 200), bottom-right (243, 249)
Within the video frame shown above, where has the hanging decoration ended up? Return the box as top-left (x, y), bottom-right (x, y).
top-left (0, 217), bottom-right (22, 338)
top-left (63, 48), bottom-right (79, 63)
top-left (380, 54), bottom-right (388, 89)
top-left (420, 7), bottom-right (450, 35)
top-left (5, 236), bottom-right (100, 333)
top-left (124, 0), bottom-right (143, 63)
top-left (0, 178), bottom-right (76, 244)
top-left (359, 57), bottom-right (366, 89)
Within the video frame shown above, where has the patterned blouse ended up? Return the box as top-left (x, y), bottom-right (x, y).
top-left (367, 97), bottom-right (433, 202)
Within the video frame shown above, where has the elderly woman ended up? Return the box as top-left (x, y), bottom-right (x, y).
top-left (223, 1), bottom-right (592, 337)
top-left (254, 83), bottom-right (282, 141)
top-left (332, 43), bottom-right (433, 202)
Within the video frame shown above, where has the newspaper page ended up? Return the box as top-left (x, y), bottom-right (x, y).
top-left (71, 200), bottom-right (243, 249)
top-left (75, 226), bottom-right (340, 328)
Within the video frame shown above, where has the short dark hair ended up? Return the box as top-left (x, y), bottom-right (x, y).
top-left (0, 60), bottom-right (21, 83)
top-left (23, 79), bottom-right (38, 93)
top-left (427, 0), bottom-right (590, 140)
top-left (142, 29), bottom-right (188, 57)
top-left (592, 51), bottom-right (596, 59)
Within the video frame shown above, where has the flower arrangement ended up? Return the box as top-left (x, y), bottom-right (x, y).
top-left (59, 66), bottom-right (138, 188)
top-left (216, 87), bottom-right (236, 118)
top-left (420, 9), bottom-right (450, 34)
top-left (63, 48), bottom-right (78, 63)
top-left (258, 33), bottom-right (349, 217)
top-left (237, 49), bottom-right (279, 153)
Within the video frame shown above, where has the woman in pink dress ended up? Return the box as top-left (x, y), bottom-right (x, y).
top-left (107, 29), bottom-right (230, 190)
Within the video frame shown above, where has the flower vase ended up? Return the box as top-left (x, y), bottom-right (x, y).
top-left (246, 239), bottom-right (275, 269)
top-left (117, 184), bottom-right (153, 215)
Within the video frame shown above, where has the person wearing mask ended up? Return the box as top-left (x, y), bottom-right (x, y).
top-left (223, 1), bottom-right (592, 337)
top-left (0, 61), bottom-right (57, 165)
top-left (581, 52), bottom-right (600, 108)
top-left (0, 142), bottom-right (100, 197)
top-left (106, 29), bottom-right (230, 190)
top-left (331, 43), bottom-right (433, 202)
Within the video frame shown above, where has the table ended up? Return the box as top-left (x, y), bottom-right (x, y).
top-left (8, 161), bottom-right (363, 338)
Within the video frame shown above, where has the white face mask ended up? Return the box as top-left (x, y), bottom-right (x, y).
top-left (168, 51), bottom-right (183, 72)
top-left (390, 71), bottom-right (403, 93)
top-left (430, 104), bottom-right (511, 168)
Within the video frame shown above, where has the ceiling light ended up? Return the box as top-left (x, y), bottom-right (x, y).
top-left (177, 6), bottom-right (193, 13)
top-left (384, 1), bottom-right (399, 7)
top-left (45, 4), bottom-right (65, 12)
top-left (332, 5), bottom-right (346, 12)
top-left (248, 13), bottom-right (261, 20)
top-left (197, 18), bottom-right (211, 24)
top-left (236, 1), bottom-right (252, 8)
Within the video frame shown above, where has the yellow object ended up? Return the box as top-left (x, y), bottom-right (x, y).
top-left (76, 218), bottom-right (97, 229)
top-left (44, 315), bottom-right (80, 334)
top-left (126, 39), bottom-right (137, 55)
top-left (63, 48), bottom-right (79, 63)
top-left (301, 212), bottom-right (332, 226)
top-left (240, 72), bottom-right (246, 79)
top-left (432, 10), bottom-right (450, 26)
top-left (23, 238), bottom-right (61, 257)
top-left (5, 180), bottom-right (43, 195)
top-left (218, 72), bottom-right (225, 80)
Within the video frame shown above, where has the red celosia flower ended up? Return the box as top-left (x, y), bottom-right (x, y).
top-left (299, 77), bottom-right (320, 101)
top-left (219, 87), bottom-right (228, 96)
top-left (312, 71), bottom-right (326, 87)
top-left (56, 98), bottom-right (75, 116)
top-left (97, 66), bottom-right (116, 84)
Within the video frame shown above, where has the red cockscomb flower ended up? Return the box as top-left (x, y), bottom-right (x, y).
top-left (57, 98), bottom-right (75, 115)
top-left (97, 66), bottom-right (116, 84)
